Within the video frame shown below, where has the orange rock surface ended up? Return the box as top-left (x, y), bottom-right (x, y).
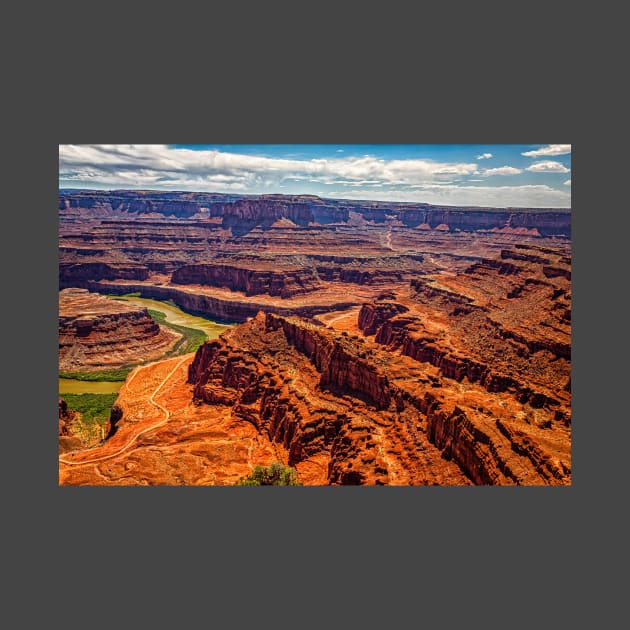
top-left (59, 355), bottom-right (281, 485)
top-left (58, 192), bottom-right (571, 485)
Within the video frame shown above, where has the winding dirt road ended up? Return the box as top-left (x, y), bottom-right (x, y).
top-left (59, 355), bottom-right (189, 467)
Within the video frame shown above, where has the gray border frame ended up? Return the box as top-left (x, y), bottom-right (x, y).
top-left (7, 2), bottom-right (618, 628)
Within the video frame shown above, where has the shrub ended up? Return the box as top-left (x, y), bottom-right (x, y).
top-left (235, 462), bottom-right (301, 486)
top-left (61, 393), bottom-right (118, 445)
top-left (59, 368), bottom-right (131, 382)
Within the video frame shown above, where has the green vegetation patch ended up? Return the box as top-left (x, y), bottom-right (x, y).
top-left (146, 308), bottom-right (208, 355)
top-left (62, 393), bottom-right (118, 445)
top-left (235, 462), bottom-right (301, 486)
top-left (59, 303), bottom-right (209, 384)
top-left (146, 308), bottom-right (168, 323)
top-left (59, 367), bottom-right (132, 381)
top-left (110, 292), bottom-right (142, 301)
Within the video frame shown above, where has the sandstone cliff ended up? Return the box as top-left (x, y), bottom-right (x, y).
top-left (58, 288), bottom-right (179, 371)
top-left (187, 312), bottom-right (570, 485)
top-left (58, 191), bottom-right (571, 486)
top-left (78, 280), bottom-right (361, 323)
top-left (171, 263), bottom-right (321, 298)
top-left (59, 262), bottom-right (150, 286)
top-left (60, 190), bottom-right (570, 236)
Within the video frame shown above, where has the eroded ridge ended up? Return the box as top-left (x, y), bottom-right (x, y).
top-left (188, 298), bottom-right (570, 485)
top-left (58, 191), bottom-right (571, 486)
top-left (59, 288), bottom-right (180, 371)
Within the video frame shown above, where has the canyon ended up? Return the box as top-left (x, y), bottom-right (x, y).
top-left (59, 288), bottom-right (180, 372)
top-left (58, 190), bottom-right (571, 486)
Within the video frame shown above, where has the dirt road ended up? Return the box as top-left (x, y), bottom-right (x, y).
top-left (58, 355), bottom-right (189, 467)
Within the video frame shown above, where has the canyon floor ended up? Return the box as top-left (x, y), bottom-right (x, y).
top-left (59, 191), bottom-right (571, 485)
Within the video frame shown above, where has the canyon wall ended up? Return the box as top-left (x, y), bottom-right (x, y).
top-left (59, 190), bottom-right (570, 235)
top-left (59, 288), bottom-right (178, 371)
top-left (171, 263), bottom-right (321, 297)
top-left (58, 191), bottom-right (571, 486)
top-left (77, 280), bottom-right (360, 323)
top-left (187, 312), bottom-right (570, 485)
top-left (60, 262), bottom-right (150, 285)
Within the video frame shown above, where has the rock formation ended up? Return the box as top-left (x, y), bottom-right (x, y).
top-left (59, 190), bottom-right (571, 236)
top-left (171, 263), bottom-right (322, 298)
top-left (58, 397), bottom-right (84, 454)
top-left (185, 309), bottom-right (570, 485)
top-left (58, 190), bottom-right (571, 486)
top-left (59, 288), bottom-right (180, 372)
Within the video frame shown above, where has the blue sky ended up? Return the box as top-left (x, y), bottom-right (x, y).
top-left (59, 144), bottom-right (571, 207)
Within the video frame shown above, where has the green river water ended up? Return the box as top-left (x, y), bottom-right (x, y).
top-left (59, 295), bottom-right (233, 395)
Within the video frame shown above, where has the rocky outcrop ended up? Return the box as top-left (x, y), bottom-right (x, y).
top-left (58, 398), bottom-right (74, 435)
top-left (358, 301), bottom-right (409, 336)
top-left (79, 280), bottom-right (360, 323)
top-left (410, 278), bottom-right (477, 307)
top-left (187, 313), bottom-right (468, 485)
top-left (60, 262), bottom-right (149, 286)
top-left (310, 202), bottom-right (351, 224)
top-left (397, 332), bottom-right (560, 408)
top-left (365, 255), bottom-right (571, 411)
top-left (222, 197), bottom-right (314, 225)
top-left (265, 314), bottom-right (392, 409)
top-left (58, 288), bottom-right (179, 371)
top-left (171, 263), bottom-right (321, 297)
top-left (58, 397), bottom-right (84, 454)
top-left (191, 314), bottom-right (392, 410)
top-left (59, 190), bottom-right (231, 218)
top-left (316, 267), bottom-right (406, 284)
top-left (500, 249), bottom-right (549, 265)
top-left (543, 265), bottom-right (571, 280)
top-left (399, 208), bottom-right (570, 237)
top-left (462, 259), bottom-right (521, 277)
top-left (59, 190), bottom-right (570, 236)
top-left (186, 312), bottom-right (570, 485)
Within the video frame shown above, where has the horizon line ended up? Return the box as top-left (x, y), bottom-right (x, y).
top-left (58, 187), bottom-right (571, 211)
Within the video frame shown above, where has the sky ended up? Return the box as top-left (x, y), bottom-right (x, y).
top-left (59, 144), bottom-right (571, 208)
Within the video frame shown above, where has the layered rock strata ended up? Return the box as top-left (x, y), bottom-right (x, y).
top-left (59, 190), bottom-right (570, 236)
top-left (59, 288), bottom-right (179, 371)
top-left (187, 311), bottom-right (570, 485)
top-left (58, 191), bottom-right (571, 486)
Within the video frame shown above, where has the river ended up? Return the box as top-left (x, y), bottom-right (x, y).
top-left (58, 378), bottom-right (124, 394)
top-left (59, 294), bottom-right (234, 395)
top-left (116, 295), bottom-right (232, 339)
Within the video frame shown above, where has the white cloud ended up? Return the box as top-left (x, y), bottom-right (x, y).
top-left (324, 184), bottom-right (570, 208)
top-left (564, 179), bottom-right (571, 186)
top-left (59, 145), bottom-right (572, 208)
top-left (59, 144), bottom-right (480, 191)
top-left (525, 160), bottom-right (570, 173)
top-left (522, 144), bottom-right (571, 157)
top-left (476, 153), bottom-right (493, 160)
top-left (483, 166), bottom-right (522, 176)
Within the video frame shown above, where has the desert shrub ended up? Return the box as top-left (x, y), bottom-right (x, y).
top-left (59, 368), bottom-right (131, 382)
top-left (235, 462), bottom-right (301, 486)
top-left (61, 393), bottom-right (118, 445)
